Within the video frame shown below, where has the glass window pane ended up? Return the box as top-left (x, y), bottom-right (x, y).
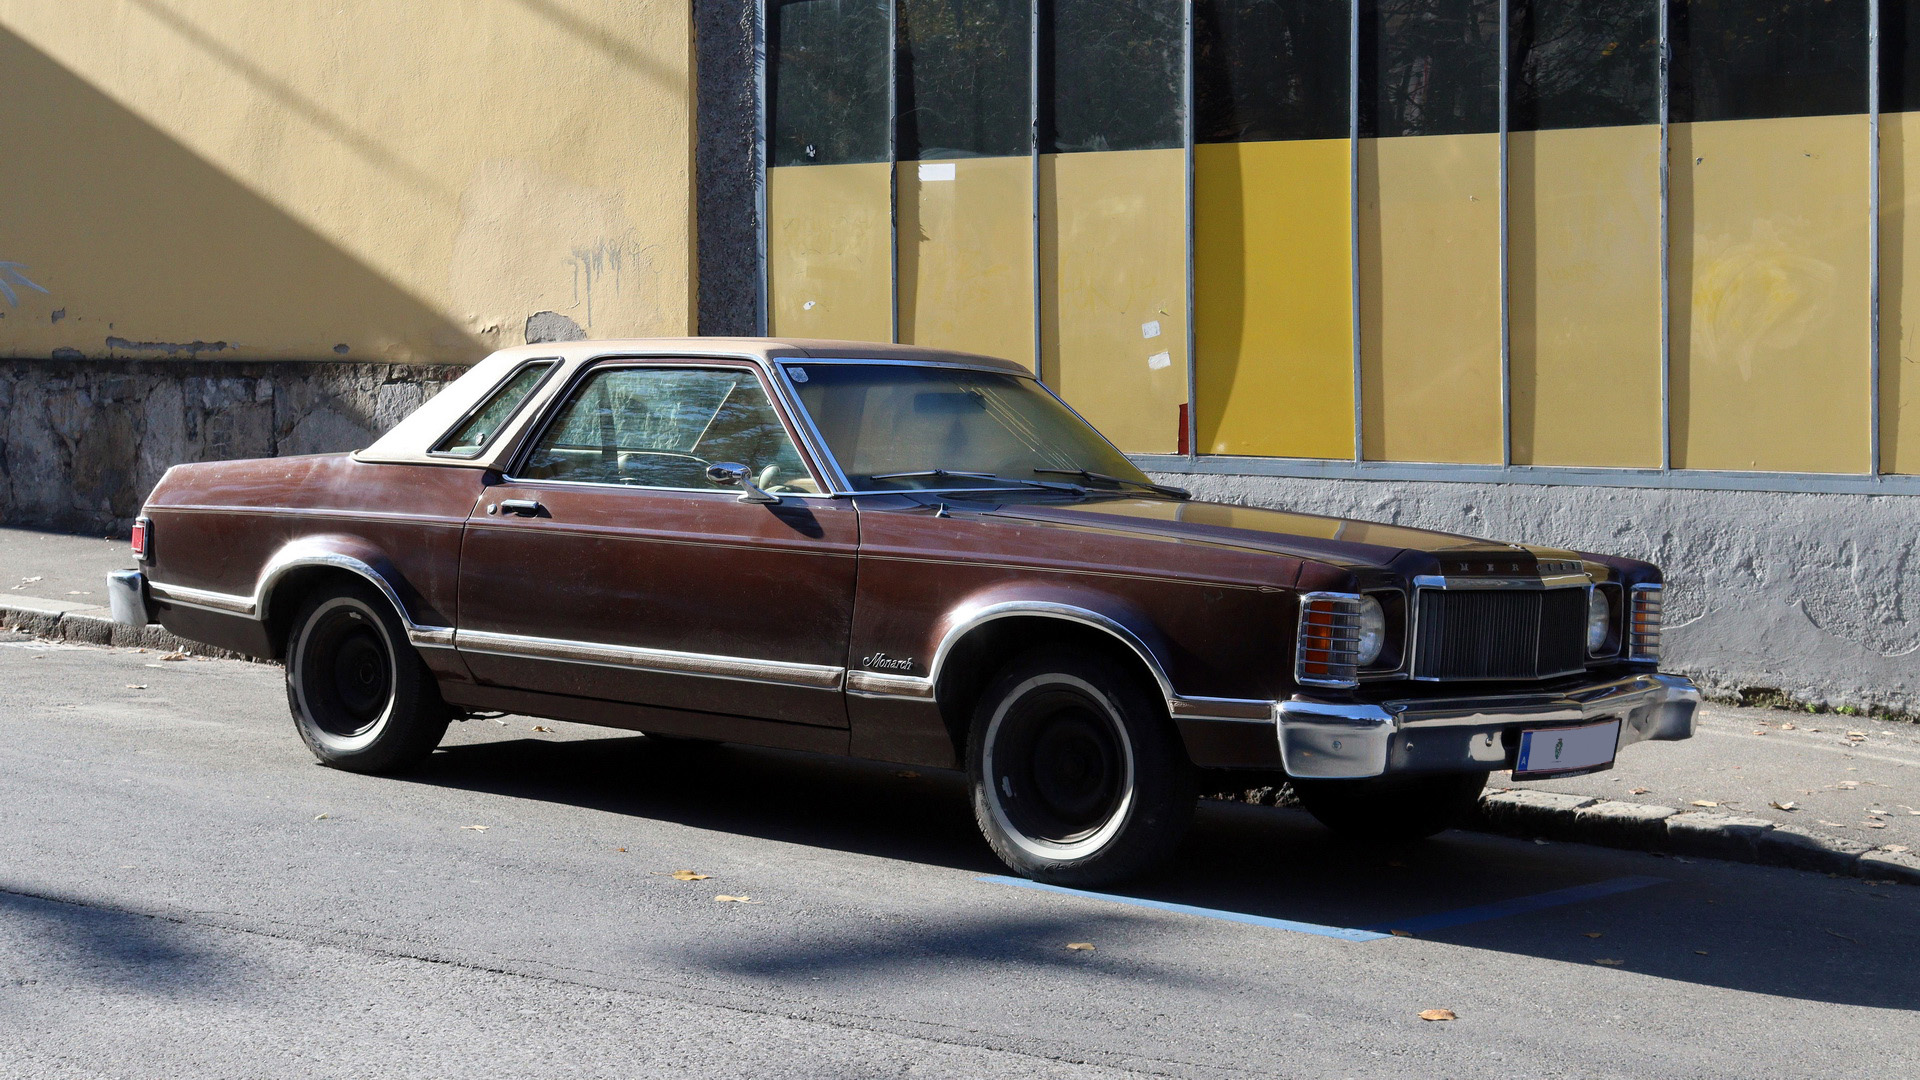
top-left (1043, 0), bottom-right (1184, 153)
top-left (1508, 0), bottom-right (1659, 130)
top-left (522, 368), bottom-right (808, 490)
top-left (1360, 0), bottom-right (1502, 138)
top-left (898, 0), bottom-right (1031, 159)
top-left (769, 0), bottom-right (891, 167)
top-left (1670, 0), bottom-right (1868, 124)
top-left (432, 361), bottom-right (555, 457)
top-left (1195, 0), bottom-right (1350, 143)
top-left (1884, 1), bottom-right (1920, 113)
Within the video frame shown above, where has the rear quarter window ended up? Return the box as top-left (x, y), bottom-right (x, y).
top-left (431, 360), bottom-right (557, 457)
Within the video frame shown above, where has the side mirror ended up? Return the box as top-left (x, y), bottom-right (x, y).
top-left (706, 461), bottom-right (780, 504)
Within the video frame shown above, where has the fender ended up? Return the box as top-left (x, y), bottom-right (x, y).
top-left (256, 536), bottom-right (455, 649)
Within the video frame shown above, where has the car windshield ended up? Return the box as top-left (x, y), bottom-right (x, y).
top-left (784, 362), bottom-right (1167, 495)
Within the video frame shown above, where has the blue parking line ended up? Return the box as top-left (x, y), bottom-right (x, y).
top-left (1360, 875), bottom-right (1669, 935)
top-left (977, 875), bottom-right (1392, 942)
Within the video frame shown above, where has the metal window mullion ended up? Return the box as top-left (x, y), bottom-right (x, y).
top-left (1498, 0), bottom-right (1512, 468)
top-left (1871, 0), bottom-right (1884, 477)
top-left (1030, 0), bottom-right (1042, 379)
top-left (888, 0), bottom-right (900, 344)
top-left (754, 0), bottom-right (770, 337)
top-left (1183, 0), bottom-right (1198, 461)
top-left (1658, 0), bottom-right (1673, 473)
top-left (1350, 0), bottom-right (1364, 465)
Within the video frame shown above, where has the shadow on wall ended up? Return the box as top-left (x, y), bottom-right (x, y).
top-left (0, 26), bottom-right (483, 535)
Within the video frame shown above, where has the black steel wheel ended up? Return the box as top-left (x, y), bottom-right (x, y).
top-left (1291, 771), bottom-right (1490, 842)
top-left (285, 580), bottom-right (449, 774)
top-left (969, 647), bottom-right (1194, 887)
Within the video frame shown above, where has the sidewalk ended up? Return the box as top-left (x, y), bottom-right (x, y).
top-left (3, 524), bottom-right (1915, 882)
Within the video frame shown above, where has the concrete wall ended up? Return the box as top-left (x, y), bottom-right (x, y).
top-left (1146, 469), bottom-right (1920, 716)
top-left (0, 2), bottom-right (695, 362)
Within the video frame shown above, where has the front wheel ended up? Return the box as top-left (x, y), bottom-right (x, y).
top-left (968, 648), bottom-right (1195, 887)
top-left (285, 581), bottom-right (450, 774)
top-left (1291, 771), bottom-right (1489, 842)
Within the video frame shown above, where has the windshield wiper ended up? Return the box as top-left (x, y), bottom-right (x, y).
top-left (1033, 468), bottom-right (1189, 499)
top-left (869, 469), bottom-right (1085, 493)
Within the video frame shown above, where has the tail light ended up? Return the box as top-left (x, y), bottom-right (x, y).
top-left (1628, 584), bottom-right (1663, 662)
top-left (1295, 592), bottom-right (1364, 688)
top-left (131, 516), bottom-right (152, 562)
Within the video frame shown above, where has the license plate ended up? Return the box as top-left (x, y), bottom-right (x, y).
top-left (1514, 720), bottom-right (1621, 779)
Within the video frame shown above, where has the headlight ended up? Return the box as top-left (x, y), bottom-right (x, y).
top-left (1587, 588), bottom-right (1612, 654)
top-left (1355, 595), bottom-right (1386, 666)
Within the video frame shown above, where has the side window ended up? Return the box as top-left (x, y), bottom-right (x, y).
top-left (432, 360), bottom-right (557, 457)
top-left (519, 367), bottom-right (814, 492)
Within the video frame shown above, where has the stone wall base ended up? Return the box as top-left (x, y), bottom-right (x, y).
top-left (1144, 470), bottom-right (1920, 717)
top-left (1, 358), bottom-right (462, 535)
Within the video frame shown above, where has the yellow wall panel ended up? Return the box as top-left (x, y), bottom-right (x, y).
top-left (1881, 112), bottom-right (1920, 475)
top-left (1193, 139), bottom-right (1353, 459)
top-left (1510, 125), bottom-right (1663, 468)
top-left (767, 162), bottom-right (894, 343)
top-left (1671, 115), bottom-right (1870, 473)
top-left (897, 156), bottom-right (1034, 368)
top-left (0, 2), bottom-right (694, 362)
top-left (1040, 148), bottom-right (1189, 454)
top-left (1358, 133), bottom-right (1503, 463)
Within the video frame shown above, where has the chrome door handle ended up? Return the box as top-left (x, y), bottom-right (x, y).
top-left (497, 499), bottom-right (546, 517)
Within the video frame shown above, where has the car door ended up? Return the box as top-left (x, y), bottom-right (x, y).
top-left (454, 359), bottom-right (857, 728)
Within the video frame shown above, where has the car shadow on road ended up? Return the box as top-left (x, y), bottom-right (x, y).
top-left (0, 886), bottom-right (227, 995)
top-left (412, 733), bottom-right (1920, 1011)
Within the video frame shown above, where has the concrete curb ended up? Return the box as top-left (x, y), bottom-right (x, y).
top-left (0, 603), bottom-right (248, 660)
top-left (1465, 788), bottom-right (1920, 886)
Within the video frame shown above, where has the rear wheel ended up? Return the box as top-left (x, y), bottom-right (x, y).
top-left (285, 581), bottom-right (450, 774)
top-left (1291, 771), bottom-right (1489, 842)
top-left (968, 648), bottom-right (1194, 887)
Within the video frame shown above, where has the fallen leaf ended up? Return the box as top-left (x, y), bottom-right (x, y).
top-left (313, 813), bottom-right (330, 820)
top-left (1847, 731), bottom-right (1868, 739)
top-left (1694, 950), bottom-right (1709, 956)
top-left (1594, 958), bottom-right (1624, 967)
top-left (20, 576), bottom-right (41, 583)
top-left (1390, 929), bottom-right (1415, 938)
top-left (1583, 932), bottom-right (1604, 939)
top-left (660, 870), bottom-right (711, 881)
top-left (125, 684), bottom-right (146, 689)
top-left (1751, 729), bottom-right (1766, 735)
top-left (1781, 722), bottom-right (1795, 730)
top-left (1417, 1009), bottom-right (1456, 1022)
top-left (160, 652), bottom-right (188, 661)
top-left (1066, 942), bottom-right (1095, 951)
top-left (616, 847), bottom-right (627, 852)
top-left (461, 825), bottom-right (490, 831)
top-left (713, 894), bottom-right (762, 904)
top-left (531, 725), bottom-right (553, 732)
top-left (1690, 800), bottom-right (1718, 808)
top-left (1838, 781), bottom-right (1861, 790)
top-left (1770, 801), bottom-right (1798, 811)
top-left (1629, 787), bottom-right (1651, 795)
top-left (1866, 822), bottom-right (1888, 829)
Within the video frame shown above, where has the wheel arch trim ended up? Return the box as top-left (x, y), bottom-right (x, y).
top-left (256, 539), bottom-right (455, 649)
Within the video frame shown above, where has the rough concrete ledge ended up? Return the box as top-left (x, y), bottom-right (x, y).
top-left (1466, 788), bottom-right (1920, 887)
top-left (0, 603), bottom-right (249, 660)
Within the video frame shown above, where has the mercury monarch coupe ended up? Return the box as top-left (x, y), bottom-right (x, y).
top-left (109, 339), bottom-right (1698, 885)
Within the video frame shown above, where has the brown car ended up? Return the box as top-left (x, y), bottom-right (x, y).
top-left (109, 339), bottom-right (1698, 885)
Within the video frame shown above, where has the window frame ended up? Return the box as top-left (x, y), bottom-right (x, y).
top-left (504, 357), bottom-right (834, 498)
top-left (427, 358), bottom-right (561, 460)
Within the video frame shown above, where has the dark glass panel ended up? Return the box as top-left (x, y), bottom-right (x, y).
top-left (1509, 0), bottom-right (1659, 130)
top-left (1360, 0), bottom-right (1502, 138)
top-left (1194, 0), bottom-right (1351, 143)
top-left (1670, 0), bottom-right (1867, 124)
top-left (898, 0), bottom-right (1031, 159)
top-left (1881, 1), bottom-right (1920, 113)
top-left (769, 0), bottom-right (891, 166)
top-left (1042, 0), bottom-right (1184, 153)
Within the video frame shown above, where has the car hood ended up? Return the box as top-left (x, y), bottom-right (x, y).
top-left (987, 496), bottom-right (1548, 571)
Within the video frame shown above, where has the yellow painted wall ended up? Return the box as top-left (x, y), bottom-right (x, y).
top-left (767, 162), bottom-right (894, 342)
top-left (1357, 133), bottom-right (1503, 463)
top-left (1040, 148), bottom-right (1188, 454)
top-left (0, 2), bottom-right (695, 363)
top-left (1881, 112), bottom-right (1920, 475)
top-left (1509, 125), bottom-right (1663, 468)
top-left (1671, 115), bottom-right (1870, 473)
top-left (897, 156), bottom-right (1034, 367)
top-left (1193, 139), bottom-right (1353, 459)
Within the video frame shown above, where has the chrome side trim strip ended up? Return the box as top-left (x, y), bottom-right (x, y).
top-left (1168, 695), bottom-right (1274, 723)
top-left (454, 629), bottom-right (845, 690)
top-left (148, 543), bottom-right (457, 650)
top-left (145, 581), bottom-right (254, 616)
top-left (846, 670), bottom-right (936, 699)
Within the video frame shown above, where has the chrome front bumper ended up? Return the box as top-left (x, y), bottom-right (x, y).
top-left (1276, 672), bottom-right (1700, 780)
top-left (107, 569), bottom-right (150, 627)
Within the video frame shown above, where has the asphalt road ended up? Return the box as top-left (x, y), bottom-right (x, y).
top-left (3, 635), bottom-right (1917, 1079)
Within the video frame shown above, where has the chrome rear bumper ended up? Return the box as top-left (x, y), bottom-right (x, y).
top-left (107, 569), bottom-right (150, 627)
top-left (1277, 672), bottom-right (1700, 780)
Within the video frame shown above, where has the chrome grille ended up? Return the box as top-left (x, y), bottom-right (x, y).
top-left (1413, 587), bottom-right (1588, 680)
